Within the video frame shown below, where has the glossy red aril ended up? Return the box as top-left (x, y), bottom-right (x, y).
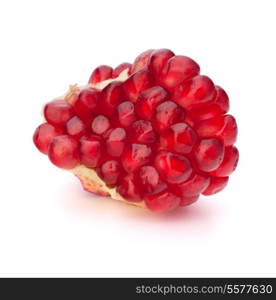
top-left (179, 194), bottom-right (199, 207)
top-left (148, 49), bottom-right (175, 77)
top-left (33, 123), bottom-right (63, 154)
top-left (44, 100), bottom-right (74, 126)
top-left (135, 86), bottom-right (168, 120)
top-left (160, 122), bottom-right (198, 154)
top-left (144, 189), bottom-right (181, 212)
top-left (91, 115), bottom-right (110, 135)
top-left (189, 86), bottom-right (229, 122)
top-left (117, 173), bottom-right (141, 202)
top-left (73, 88), bottom-right (99, 121)
top-left (153, 101), bottom-right (184, 132)
top-left (34, 48), bottom-right (239, 212)
top-left (89, 65), bottom-right (113, 84)
top-left (100, 82), bottom-right (125, 116)
top-left (123, 69), bottom-right (153, 102)
top-left (157, 55), bottom-right (200, 90)
top-left (80, 135), bottom-right (102, 168)
top-left (194, 138), bottom-right (225, 172)
top-left (210, 146), bottom-right (239, 177)
top-left (113, 63), bottom-right (132, 78)
top-left (66, 116), bottom-right (86, 138)
top-left (178, 173), bottom-right (210, 196)
top-left (155, 151), bottom-right (192, 184)
top-left (131, 49), bottom-right (154, 74)
top-left (121, 144), bottom-right (151, 173)
top-left (195, 114), bottom-right (238, 146)
top-left (98, 160), bottom-right (121, 185)
top-left (105, 128), bottom-right (126, 157)
top-left (48, 135), bottom-right (80, 169)
top-left (117, 101), bottom-right (136, 127)
top-left (131, 120), bottom-right (156, 143)
top-left (202, 176), bottom-right (229, 195)
top-left (173, 75), bottom-right (215, 109)
top-left (138, 166), bottom-right (167, 194)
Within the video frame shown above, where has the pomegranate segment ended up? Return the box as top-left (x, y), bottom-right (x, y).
top-left (33, 48), bottom-right (239, 212)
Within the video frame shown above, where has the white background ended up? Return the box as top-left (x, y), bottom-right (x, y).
top-left (0, 0), bottom-right (275, 277)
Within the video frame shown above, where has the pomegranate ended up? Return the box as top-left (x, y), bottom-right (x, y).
top-left (33, 49), bottom-right (239, 212)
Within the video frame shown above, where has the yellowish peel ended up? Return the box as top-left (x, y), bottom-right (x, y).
top-left (62, 69), bottom-right (146, 209)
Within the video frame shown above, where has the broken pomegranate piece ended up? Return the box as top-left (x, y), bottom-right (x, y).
top-left (33, 49), bottom-right (239, 212)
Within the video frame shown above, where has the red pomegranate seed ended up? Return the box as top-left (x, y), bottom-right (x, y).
top-left (80, 135), bottom-right (102, 168)
top-left (73, 88), bottom-right (99, 122)
top-left (160, 122), bottom-right (198, 154)
top-left (113, 63), bottom-right (132, 78)
top-left (155, 151), bottom-right (192, 184)
top-left (135, 86), bottom-right (168, 120)
top-left (148, 48), bottom-right (175, 77)
top-left (123, 69), bottom-right (153, 102)
top-left (144, 189), bottom-right (181, 212)
top-left (153, 101), bottom-right (185, 132)
top-left (194, 138), bottom-right (225, 172)
top-left (48, 135), bottom-right (80, 169)
top-left (100, 81), bottom-right (125, 116)
top-left (157, 55), bottom-right (200, 90)
top-left (117, 173), bottom-right (141, 202)
top-left (173, 75), bottom-right (215, 109)
top-left (210, 146), bottom-right (239, 177)
top-left (179, 194), bottom-right (199, 207)
top-left (138, 166), bottom-right (167, 194)
top-left (131, 120), bottom-right (156, 144)
top-left (33, 123), bottom-right (63, 154)
top-left (130, 49), bottom-right (154, 74)
top-left (88, 65), bottom-right (113, 84)
top-left (44, 100), bottom-right (74, 126)
top-left (178, 173), bottom-right (210, 196)
top-left (66, 116), bottom-right (86, 138)
top-left (195, 115), bottom-right (238, 146)
top-left (91, 115), bottom-right (110, 135)
top-left (121, 144), bottom-right (151, 173)
top-left (97, 160), bottom-right (121, 185)
top-left (117, 101), bottom-right (137, 127)
top-left (189, 86), bottom-right (229, 122)
top-left (105, 127), bottom-right (126, 157)
top-left (202, 176), bottom-right (229, 195)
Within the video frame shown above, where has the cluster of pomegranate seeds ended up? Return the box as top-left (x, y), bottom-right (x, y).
top-left (33, 49), bottom-right (239, 212)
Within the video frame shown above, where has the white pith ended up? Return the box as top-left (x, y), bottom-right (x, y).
top-left (61, 68), bottom-right (145, 208)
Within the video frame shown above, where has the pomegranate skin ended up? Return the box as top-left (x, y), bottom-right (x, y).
top-left (33, 48), bottom-right (239, 212)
